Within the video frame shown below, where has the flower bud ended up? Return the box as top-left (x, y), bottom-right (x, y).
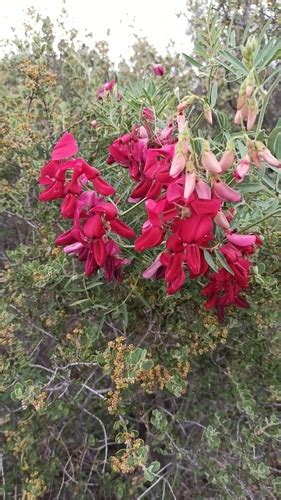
top-left (170, 153), bottom-right (186, 177)
top-left (195, 178), bottom-right (211, 199)
top-left (214, 210), bottom-right (230, 229)
top-left (183, 172), bottom-right (196, 200)
top-left (220, 141), bottom-right (235, 172)
top-left (153, 64), bottom-right (165, 76)
top-left (233, 155), bottom-right (251, 182)
top-left (247, 96), bottom-right (258, 130)
top-left (201, 142), bottom-right (221, 174)
top-left (142, 107), bottom-right (155, 121)
top-left (256, 141), bottom-right (281, 167)
top-left (204, 105), bottom-right (213, 125)
top-left (212, 180), bottom-right (241, 202)
top-left (177, 112), bottom-right (185, 133)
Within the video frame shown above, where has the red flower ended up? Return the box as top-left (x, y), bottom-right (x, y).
top-left (202, 243), bottom-right (253, 319)
top-left (108, 127), bottom-right (148, 181)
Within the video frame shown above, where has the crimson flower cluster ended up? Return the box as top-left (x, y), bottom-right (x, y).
top-left (38, 102), bottom-right (279, 319)
top-left (106, 107), bottom-right (279, 319)
top-left (38, 133), bottom-right (135, 280)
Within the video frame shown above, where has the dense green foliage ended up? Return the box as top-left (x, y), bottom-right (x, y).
top-left (1, 5), bottom-right (280, 499)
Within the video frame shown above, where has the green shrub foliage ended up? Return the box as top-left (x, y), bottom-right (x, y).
top-left (1, 5), bottom-right (280, 499)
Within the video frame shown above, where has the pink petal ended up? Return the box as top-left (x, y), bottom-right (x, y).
top-left (195, 179), bottom-right (211, 199)
top-left (227, 233), bottom-right (256, 247)
top-left (183, 172), bottom-right (196, 200)
top-left (212, 180), bottom-right (241, 202)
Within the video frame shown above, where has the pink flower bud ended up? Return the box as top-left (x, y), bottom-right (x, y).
top-left (227, 233), bottom-right (256, 247)
top-left (90, 120), bottom-right (97, 128)
top-left (153, 64), bottom-right (165, 76)
top-left (139, 126), bottom-right (148, 139)
top-left (159, 121), bottom-right (173, 140)
top-left (259, 147), bottom-right (281, 167)
top-left (177, 102), bottom-right (187, 112)
top-left (142, 107), bottom-right (155, 121)
top-left (201, 150), bottom-right (222, 174)
top-left (143, 254), bottom-right (163, 279)
top-left (247, 107), bottom-right (257, 131)
top-left (234, 109), bottom-right (243, 125)
top-left (170, 153), bottom-right (186, 177)
top-left (64, 242), bottom-right (83, 254)
top-left (247, 141), bottom-right (261, 168)
top-left (183, 172), bottom-right (196, 200)
top-left (237, 92), bottom-right (247, 110)
top-left (195, 179), bottom-right (211, 199)
top-left (177, 112), bottom-right (185, 133)
top-left (220, 148), bottom-right (235, 172)
top-left (214, 210), bottom-right (230, 229)
top-left (212, 180), bottom-right (241, 202)
top-left (246, 84), bottom-right (255, 98)
top-left (234, 155), bottom-right (251, 182)
top-left (204, 107), bottom-right (213, 125)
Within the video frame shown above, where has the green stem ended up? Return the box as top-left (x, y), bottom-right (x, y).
top-left (255, 75), bottom-right (281, 139)
top-left (120, 197), bottom-right (146, 216)
top-left (191, 112), bottom-right (204, 130)
top-left (241, 211), bottom-right (281, 232)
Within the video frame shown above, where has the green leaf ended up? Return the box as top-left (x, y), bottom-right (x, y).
top-left (144, 461), bottom-right (160, 482)
top-left (214, 250), bottom-right (234, 275)
top-left (165, 375), bottom-right (186, 397)
top-left (255, 38), bottom-right (281, 71)
top-left (203, 249), bottom-right (218, 272)
top-left (127, 348), bottom-right (147, 366)
top-left (219, 50), bottom-right (247, 75)
top-left (210, 81), bottom-right (218, 107)
top-left (136, 445), bottom-right (148, 463)
top-left (141, 359), bottom-right (154, 370)
top-left (268, 127), bottom-right (281, 160)
top-left (182, 53), bottom-right (203, 69)
top-left (215, 111), bottom-right (229, 130)
top-left (237, 182), bottom-right (264, 194)
top-left (144, 468), bottom-right (154, 482)
top-left (150, 409), bottom-right (168, 433)
top-left (150, 461), bottom-right (160, 472)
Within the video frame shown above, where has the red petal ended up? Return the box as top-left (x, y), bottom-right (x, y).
top-left (92, 176), bottom-right (115, 196)
top-left (60, 193), bottom-right (77, 218)
top-left (85, 251), bottom-right (98, 275)
top-left (110, 218), bottom-right (135, 239)
top-left (51, 132), bottom-right (78, 161)
top-left (56, 228), bottom-right (80, 246)
top-left (165, 253), bottom-right (184, 282)
top-left (39, 181), bottom-right (64, 201)
top-left (130, 179), bottom-right (151, 199)
top-left (190, 199), bottom-right (220, 217)
top-left (146, 181), bottom-right (162, 199)
top-left (93, 238), bottom-right (106, 266)
top-left (167, 268), bottom-right (186, 294)
top-left (83, 215), bottom-right (105, 238)
top-left (185, 244), bottom-right (201, 276)
top-left (135, 227), bottom-right (164, 252)
top-left (91, 202), bottom-right (117, 220)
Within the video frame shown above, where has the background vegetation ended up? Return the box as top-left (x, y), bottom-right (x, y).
top-left (1, 1), bottom-right (280, 498)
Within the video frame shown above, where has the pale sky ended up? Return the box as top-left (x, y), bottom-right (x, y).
top-left (1, 0), bottom-right (191, 63)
